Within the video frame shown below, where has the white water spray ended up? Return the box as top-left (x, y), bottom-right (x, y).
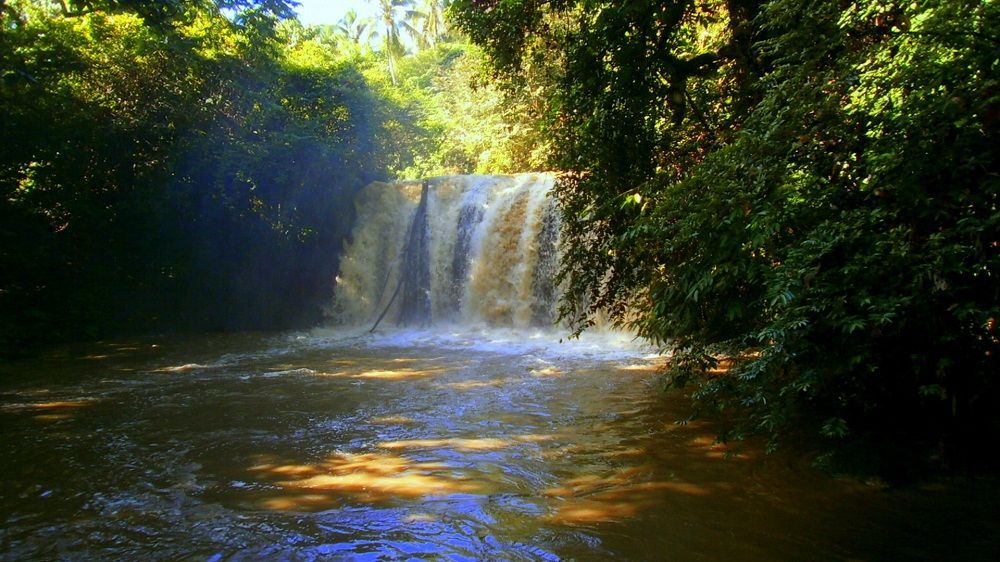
top-left (333, 174), bottom-right (561, 328)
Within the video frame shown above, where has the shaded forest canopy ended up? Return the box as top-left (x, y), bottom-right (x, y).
top-left (1, 0), bottom-right (538, 351)
top-left (450, 0), bottom-right (999, 476)
top-left (2, 0), bottom-right (999, 476)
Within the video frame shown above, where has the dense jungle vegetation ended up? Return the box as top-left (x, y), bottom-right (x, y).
top-left (2, 0), bottom-right (998, 476)
top-left (450, 0), bottom-right (999, 476)
top-left (1, 0), bottom-right (536, 351)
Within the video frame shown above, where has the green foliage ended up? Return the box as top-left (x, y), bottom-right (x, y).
top-left (392, 42), bottom-right (549, 177)
top-left (453, 0), bottom-right (1000, 477)
top-left (0, 0), bottom-right (409, 352)
top-left (0, 0), bottom-right (541, 354)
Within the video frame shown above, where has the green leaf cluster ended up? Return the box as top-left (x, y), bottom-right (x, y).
top-left (453, 0), bottom-right (1000, 477)
top-left (0, 0), bottom-right (412, 351)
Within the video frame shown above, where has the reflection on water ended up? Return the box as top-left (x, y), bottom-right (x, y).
top-left (1, 330), bottom-right (999, 560)
top-left (543, 466), bottom-right (709, 525)
top-left (252, 452), bottom-right (482, 507)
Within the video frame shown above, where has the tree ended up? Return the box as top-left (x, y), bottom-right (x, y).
top-left (451, 0), bottom-right (1000, 477)
top-left (336, 8), bottom-right (376, 46)
top-left (407, 0), bottom-right (448, 49)
top-left (371, 0), bottom-right (413, 84)
top-left (52, 0), bottom-right (297, 24)
top-left (0, 0), bottom-right (411, 353)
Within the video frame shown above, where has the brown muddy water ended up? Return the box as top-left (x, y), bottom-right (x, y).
top-left (1, 329), bottom-right (998, 560)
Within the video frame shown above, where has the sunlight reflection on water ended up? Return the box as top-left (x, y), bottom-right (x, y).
top-left (1, 330), bottom-right (998, 560)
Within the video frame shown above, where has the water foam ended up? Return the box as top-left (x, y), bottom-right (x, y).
top-left (301, 325), bottom-right (656, 363)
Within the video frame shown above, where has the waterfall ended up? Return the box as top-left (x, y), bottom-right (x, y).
top-left (333, 174), bottom-right (561, 328)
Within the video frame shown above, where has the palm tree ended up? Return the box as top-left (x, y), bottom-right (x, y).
top-left (371, 0), bottom-right (413, 85)
top-left (414, 0), bottom-right (447, 48)
top-left (396, 0), bottom-right (448, 51)
top-left (335, 9), bottom-right (376, 47)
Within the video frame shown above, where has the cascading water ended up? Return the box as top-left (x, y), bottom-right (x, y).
top-left (333, 174), bottom-right (561, 328)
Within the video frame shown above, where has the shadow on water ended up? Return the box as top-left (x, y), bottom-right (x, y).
top-left (1, 330), bottom-right (999, 560)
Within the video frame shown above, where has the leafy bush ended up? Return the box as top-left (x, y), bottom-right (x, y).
top-left (452, 0), bottom-right (1000, 476)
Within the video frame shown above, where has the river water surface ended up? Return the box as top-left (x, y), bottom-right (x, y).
top-left (1, 329), bottom-right (998, 560)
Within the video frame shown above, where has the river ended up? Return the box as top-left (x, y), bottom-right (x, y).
top-left (1, 328), bottom-right (997, 560)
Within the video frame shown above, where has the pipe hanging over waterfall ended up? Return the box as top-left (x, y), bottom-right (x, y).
top-left (368, 181), bottom-right (432, 331)
top-left (333, 174), bottom-right (561, 328)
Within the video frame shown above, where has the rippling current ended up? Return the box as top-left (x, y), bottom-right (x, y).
top-left (1, 329), bottom-right (998, 560)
